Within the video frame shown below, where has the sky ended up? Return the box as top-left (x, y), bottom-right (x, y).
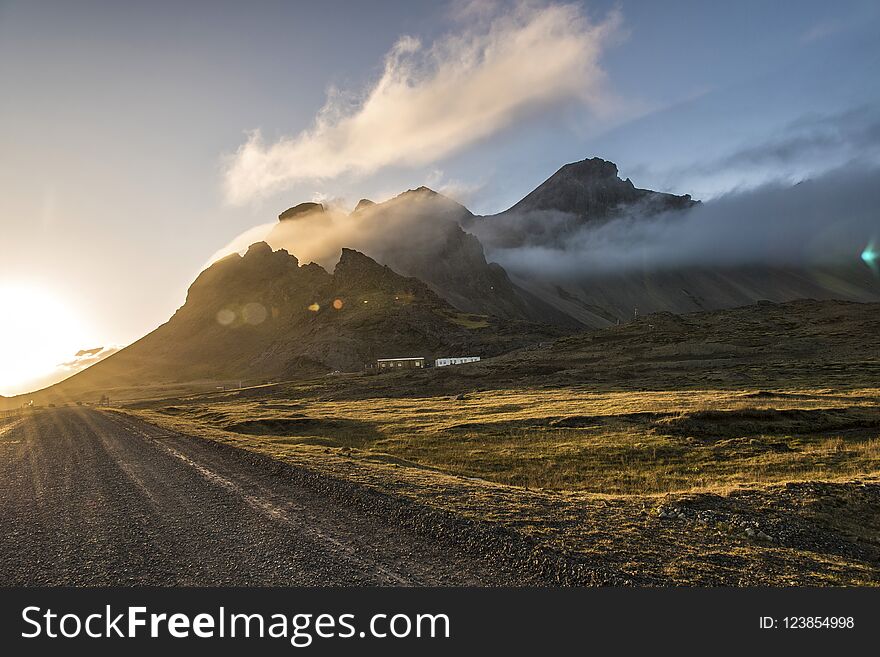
top-left (1, 0), bottom-right (879, 395)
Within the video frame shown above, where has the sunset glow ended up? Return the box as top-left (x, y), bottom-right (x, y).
top-left (0, 283), bottom-right (86, 396)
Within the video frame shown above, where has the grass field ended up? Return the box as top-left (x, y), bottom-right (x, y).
top-left (113, 300), bottom-right (880, 584)
top-left (128, 385), bottom-right (880, 495)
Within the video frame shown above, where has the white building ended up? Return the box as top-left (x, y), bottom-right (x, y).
top-left (435, 356), bottom-right (481, 367)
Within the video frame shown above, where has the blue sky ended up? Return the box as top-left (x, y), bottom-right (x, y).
top-left (1, 0), bottom-right (879, 393)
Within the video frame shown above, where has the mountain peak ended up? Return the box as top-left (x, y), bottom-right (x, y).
top-left (502, 156), bottom-right (695, 219)
top-left (242, 241), bottom-right (299, 266)
top-left (334, 248), bottom-right (389, 280)
top-left (352, 198), bottom-right (375, 213)
top-left (337, 246), bottom-right (376, 265)
top-left (278, 202), bottom-right (325, 221)
top-left (244, 241), bottom-right (273, 257)
top-left (556, 157), bottom-right (619, 181)
top-left (396, 186), bottom-right (439, 200)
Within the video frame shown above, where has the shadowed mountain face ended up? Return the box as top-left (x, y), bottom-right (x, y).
top-left (469, 298), bottom-right (880, 392)
top-left (506, 263), bottom-right (880, 328)
top-left (344, 188), bottom-right (580, 326)
top-left (342, 298), bottom-right (880, 397)
top-left (39, 244), bottom-right (565, 397)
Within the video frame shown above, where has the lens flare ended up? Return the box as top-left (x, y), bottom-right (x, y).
top-left (216, 309), bottom-right (235, 326)
top-left (861, 244), bottom-right (877, 267)
top-left (332, 299), bottom-right (344, 310)
top-left (242, 302), bottom-right (267, 325)
top-left (308, 303), bottom-right (320, 312)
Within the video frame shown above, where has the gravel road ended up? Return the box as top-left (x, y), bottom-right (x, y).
top-left (0, 408), bottom-right (590, 586)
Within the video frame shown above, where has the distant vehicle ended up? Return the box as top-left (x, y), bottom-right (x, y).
top-left (435, 356), bottom-right (480, 367)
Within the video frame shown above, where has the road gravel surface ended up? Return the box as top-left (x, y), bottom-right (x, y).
top-left (0, 408), bottom-right (590, 585)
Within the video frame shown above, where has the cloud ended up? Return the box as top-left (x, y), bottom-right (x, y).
top-left (638, 106), bottom-right (880, 198)
top-left (262, 189), bottom-right (477, 271)
top-left (711, 107), bottom-right (880, 173)
top-left (58, 345), bottom-right (122, 372)
top-left (424, 168), bottom-right (486, 206)
top-left (224, 1), bottom-right (622, 203)
top-left (480, 162), bottom-right (880, 277)
top-left (202, 221), bottom-right (277, 270)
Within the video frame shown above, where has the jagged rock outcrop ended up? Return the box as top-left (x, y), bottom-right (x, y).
top-left (278, 202), bottom-right (324, 221)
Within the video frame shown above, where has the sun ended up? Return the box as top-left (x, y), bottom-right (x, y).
top-left (0, 283), bottom-right (87, 396)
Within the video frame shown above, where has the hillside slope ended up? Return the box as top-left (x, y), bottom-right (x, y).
top-left (316, 298), bottom-right (880, 399)
top-left (26, 244), bottom-right (566, 403)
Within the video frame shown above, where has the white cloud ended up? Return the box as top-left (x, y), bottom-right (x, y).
top-left (58, 345), bottom-right (122, 372)
top-left (480, 163), bottom-right (880, 276)
top-left (202, 221), bottom-right (276, 269)
top-left (424, 167), bottom-right (486, 205)
top-left (224, 1), bottom-right (622, 203)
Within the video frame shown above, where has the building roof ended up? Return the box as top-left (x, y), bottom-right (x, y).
top-left (377, 357), bottom-right (424, 362)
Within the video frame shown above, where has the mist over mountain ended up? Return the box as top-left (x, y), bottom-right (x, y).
top-left (264, 188), bottom-right (579, 327)
top-left (466, 157), bottom-right (697, 248)
top-left (477, 160), bottom-right (880, 275)
top-left (254, 154), bottom-right (879, 328)
top-left (464, 159), bottom-right (879, 326)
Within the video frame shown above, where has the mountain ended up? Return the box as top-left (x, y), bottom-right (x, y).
top-left (463, 157), bottom-right (880, 327)
top-left (265, 188), bottom-right (581, 327)
top-left (508, 157), bottom-right (695, 218)
top-left (352, 198), bottom-right (375, 213)
top-left (466, 157), bottom-right (697, 248)
top-left (30, 244), bottom-right (565, 402)
top-left (265, 158), bottom-right (878, 330)
top-left (278, 201), bottom-right (324, 221)
top-left (13, 153), bottom-right (879, 404)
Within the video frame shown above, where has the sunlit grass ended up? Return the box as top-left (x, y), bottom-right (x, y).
top-left (124, 385), bottom-right (880, 495)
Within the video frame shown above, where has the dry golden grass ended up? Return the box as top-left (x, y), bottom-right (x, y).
top-left (126, 385), bottom-right (880, 495)
top-left (442, 311), bottom-right (491, 329)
